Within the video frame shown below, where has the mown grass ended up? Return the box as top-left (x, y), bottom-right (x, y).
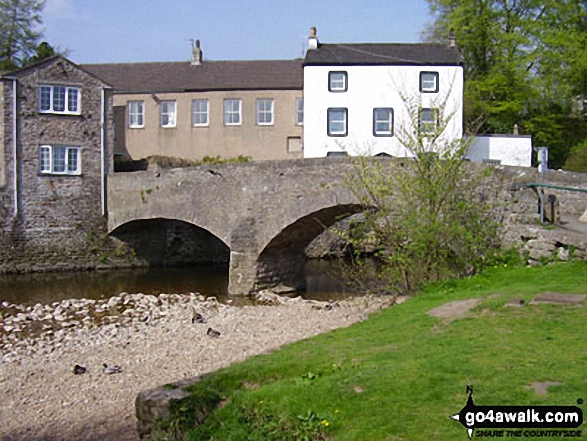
top-left (168, 262), bottom-right (587, 440)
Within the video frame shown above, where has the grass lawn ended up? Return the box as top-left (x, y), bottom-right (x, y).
top-left (165, 262), bottom-right (587, 440)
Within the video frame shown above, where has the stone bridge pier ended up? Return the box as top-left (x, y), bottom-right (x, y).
top-left (107, 159), bottom-right (363, 294)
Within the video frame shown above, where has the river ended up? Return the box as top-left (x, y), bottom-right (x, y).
top-left (0, 259), bottom-right (354, 306)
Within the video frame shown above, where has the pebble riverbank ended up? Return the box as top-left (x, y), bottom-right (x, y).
top-left (0, 291), bottom-right (400, 441)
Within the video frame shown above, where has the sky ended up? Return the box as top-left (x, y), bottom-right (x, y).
top-left (42, 0), bottom-right (435, 64)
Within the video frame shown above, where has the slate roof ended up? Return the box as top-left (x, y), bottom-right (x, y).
top-left (304, 43), bottom-right (463, 66)
top-left (82, 59), bottom-right (303, 94)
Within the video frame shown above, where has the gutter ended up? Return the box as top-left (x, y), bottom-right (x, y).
top-left (5, 77), bottom-right (19, 216)
top-left (100, 87), bottom-right (105, 216)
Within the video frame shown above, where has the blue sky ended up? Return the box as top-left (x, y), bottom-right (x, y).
top-left (43, 0), bottom-right (434, 64)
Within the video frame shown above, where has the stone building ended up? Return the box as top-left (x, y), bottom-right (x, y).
top-left (83, 42), bottom-right (304, 162)
top-left (0, 56), bottom-right (115, 273)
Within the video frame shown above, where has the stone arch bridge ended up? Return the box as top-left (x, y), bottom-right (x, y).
top-left (107, 158), bottom-right (533, 294)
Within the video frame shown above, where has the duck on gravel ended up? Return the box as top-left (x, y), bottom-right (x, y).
top-left (191, 306), bottom-right (206, 324)
top-left (207, 327), bottom-right (221, 337)
top-left (102, 363), bottom-right (123, 375)
top-left (73, 364), bottom-right (87, 375)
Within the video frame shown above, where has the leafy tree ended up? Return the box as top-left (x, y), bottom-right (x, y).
top-left (0, 0), bottom-right (45, 70)
top-left (425, 0), bottom-right (587, 168)
top-left (339, 95), bottom-right (502, 294)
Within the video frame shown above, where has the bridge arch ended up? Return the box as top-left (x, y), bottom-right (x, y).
top-left (254, 204), bottom-right (364, 291)
top-left (110, 218), bottom-right (230, 267)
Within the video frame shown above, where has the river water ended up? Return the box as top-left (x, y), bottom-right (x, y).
top-left (0, 260), bottom-right (354, 306)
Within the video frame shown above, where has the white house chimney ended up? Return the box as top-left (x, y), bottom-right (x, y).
top-left (308, 27), bottom-right (319, 50)
top-left (448, 29), bottom-right (457, 47)
top-left (191, 39), bottom-right (203, 65)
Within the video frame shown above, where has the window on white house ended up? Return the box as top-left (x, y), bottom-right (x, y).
top-left (39, 145), bottom-right (81, 175)
top-left (327, 108), bottom-right (348, 136)
top-left (328, 71), bottom-right (347, 92)
top-left (420, 72), bottom-right (439, 93)
top-left (39, 85), bottom-right (81, 115)
top-left (419, 108), bottom-right (438, 134)
top-left (257, 99), bottom-right (274, 125)
top-left (160, 101), bottom-right (177, 127)
top-left (224, 99), bottom-right (242, 125)
top-left (373, 108), bottom-right (394, 136)
top-left (296, 98), bottom-right (303, 125)
top-left (192, 99), bottom-right (209, 126)
top-left (128, 101), bottom-right (144, 128)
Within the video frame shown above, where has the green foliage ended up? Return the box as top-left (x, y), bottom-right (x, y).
top-left (340, 96), bottom-right (502, 294)
top-left (564, 138), bottom-right (587, 172)
top-left (0, 0), bottom-right (45, 70)
top-left (426, 0), bottom-right (587, 167)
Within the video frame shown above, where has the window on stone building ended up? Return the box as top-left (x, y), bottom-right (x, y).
top-left (327, 108), bottom-right (348, 136)
top-left (128, 101), bottom-right (144, 128)
top-left (373, 108), bottom-right (394, 136)
top-left (39, 145), bottom-right (81, 175)
top-left (419, 108), bottom-right (438, 135)
top-left (420, 72), bottom-right (439, 93)
top-left (296, 98), bottom-right (303, 125)
top-left (192, 99), bottom-right (209, 126)
top-left (39, 85), bottom-right (81, 115)
top-left (328, 71), bottom-right (347, 92)
top-left (224, 99), bottom-right (242, 125)
top-left (160, 101), bottom-right (177, 128)
top-left (257, 99), bottom-right (274, 125)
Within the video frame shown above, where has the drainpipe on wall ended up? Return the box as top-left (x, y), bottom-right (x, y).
top-left (7, 77), bottom-right (19, 216)
top-left (100, 87), bottom-right (105, 216)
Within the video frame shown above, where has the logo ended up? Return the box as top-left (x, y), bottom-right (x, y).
top-left (451, 386), bottom-right (583, 438)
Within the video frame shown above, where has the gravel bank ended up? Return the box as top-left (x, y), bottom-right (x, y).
top-left (0, 291), bottom-right (400, 441)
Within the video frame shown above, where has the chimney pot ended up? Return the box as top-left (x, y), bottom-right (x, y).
top-left (448, 29), bottom-right (457, 47)
top-left (191, 39), bottom-right (203, 66)
top-left (308, 26), bottom-right (319, 50)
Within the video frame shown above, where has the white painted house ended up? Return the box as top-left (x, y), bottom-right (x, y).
top-left (302, 28), bottom-right (465, 157)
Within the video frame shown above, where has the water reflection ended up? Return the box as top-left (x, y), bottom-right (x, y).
top-left (0, 260), bottom-right (354, 306)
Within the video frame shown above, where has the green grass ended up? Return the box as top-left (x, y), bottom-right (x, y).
top-left (166, 262), bottom-right (587, 440)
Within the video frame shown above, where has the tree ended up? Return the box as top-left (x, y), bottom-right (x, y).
top-left (425, 0), bottom-right (587, 168)
top-left (0, 0), bottom-right (45, 70)
top-left (339, 94), bottom-right (503, 294)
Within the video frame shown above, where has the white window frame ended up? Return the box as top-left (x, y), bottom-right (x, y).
top-left (420, 72), bottom-right (439, 93)
top-left (328, 71), bottom-right (347, 92)
top-left (160, 101), bottom-right (177, 128)
top-left (39, 145), bottom-right (81, 175)
top-left (39, 85), bottom-right (81, 115)
top-left (128, 100), bottom-right (144, 128)
top-left (192, 99), bottom-right (209, 127)
top-left (373, 108), bottom-right (394, 136)
top-left (296, 98), bottom-right (303, 125)
top-left (419, 108), bottom-right (438, 135)
top-left (224, 99), bottom-right (242, 126)
top-left (257, 99), bottom-right (274, 125)
top-left (327, 108), bottom-right (348, 137)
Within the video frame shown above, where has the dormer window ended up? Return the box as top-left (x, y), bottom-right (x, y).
top-left (39, 85), bottom-right (81, 115)
top-left (328, 71), bottom-right (347, 92)
top-left (420, 72), bottom-right (439, 93)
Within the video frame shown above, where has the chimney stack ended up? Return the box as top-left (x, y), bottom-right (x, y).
top-left (448, 29), bottom-right (457, 47)
top-left (191, 39), bottom-right (203, 66)
top-left (308, 27), bottom-right (319, 50)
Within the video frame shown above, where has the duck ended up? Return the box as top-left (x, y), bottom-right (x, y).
top-left (207, 327), bottom-right (221, 338)
top-left (102, 363), bottom-right (123, 375)
top-left (73, 364), bottom-right (87, 375)
top-left (190, 306), bottom-right (206, 324)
